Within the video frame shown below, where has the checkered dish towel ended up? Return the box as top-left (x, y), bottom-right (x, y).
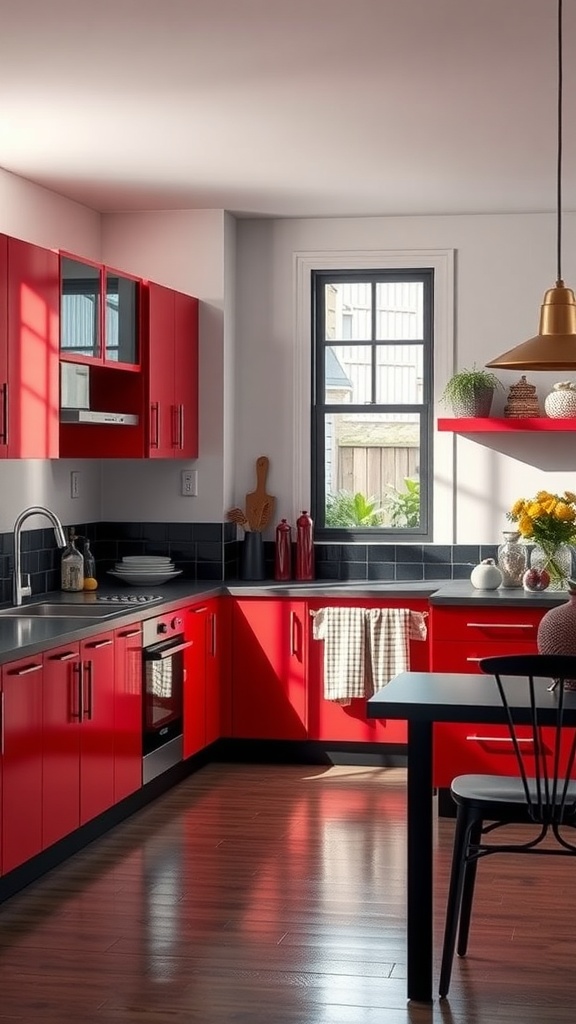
top-left (312, 607), bottom-right (371, 704)
top-left (312, 606), bottom-right (428, 704)
top-left (366, 608), bottom-right (427, 693)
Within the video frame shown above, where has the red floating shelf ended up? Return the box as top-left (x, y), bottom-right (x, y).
top-left (437, 417), bottom-right (576, 433)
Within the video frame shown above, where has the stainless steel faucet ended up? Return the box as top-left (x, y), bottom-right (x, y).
top-left (13, 506), bottom-right (67, 606)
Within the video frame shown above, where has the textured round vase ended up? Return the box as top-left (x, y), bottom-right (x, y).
top-left (497, 530), bottom-right (527, 588)
top-left (530, 542), bottom-right (573, 591)
top-left (537, 585), bottom-right (576, 688)
top-left (544, 381), bottom-right (576, 418)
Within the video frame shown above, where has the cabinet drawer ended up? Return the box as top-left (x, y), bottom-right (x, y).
top-left (431, 638), bottom-right (538, 673)
top-left (434, 721), bottom-right (560, 788)
top-left (431, 605), bottom-right (545, 643)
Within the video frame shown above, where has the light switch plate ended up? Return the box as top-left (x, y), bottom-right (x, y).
top-left (181, 469), bottom-right (197, 496)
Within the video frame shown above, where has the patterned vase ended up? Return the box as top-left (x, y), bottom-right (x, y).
top-left (497, 530), bottom-right (527, 588)
top-left (537, 585), bottom-right (576, 688)
top-left (530, 542), bottom-right (573, 591)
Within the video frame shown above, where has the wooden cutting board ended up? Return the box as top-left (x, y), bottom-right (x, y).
top-left (245, 455), bottom-right (275, 532)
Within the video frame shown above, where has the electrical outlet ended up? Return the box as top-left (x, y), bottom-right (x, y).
top-left (70, 471), bottom-right (80, 499)
top-left (181, 469), bottom-right (197, 496)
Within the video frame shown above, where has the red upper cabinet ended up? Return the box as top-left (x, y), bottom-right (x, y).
top-left (0, 235), bottom-right (60, 459)
top-left (145, 281), bottom-right (199, 458)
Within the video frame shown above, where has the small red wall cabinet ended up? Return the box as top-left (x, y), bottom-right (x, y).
top-left (146, 282), bottom-right (199, 458)
top-left (307, 598), bottom-right (429, 744)
top-left (0, 235), bottom-right (60, 459)
top-left (1, 653), bottom-right (44, 874)
top-left (231, 599), bottom-right (308, 741)
top-left (430, 603), bottom-right (548, 786)
top-left (113, 624), bottom-right (143, 802)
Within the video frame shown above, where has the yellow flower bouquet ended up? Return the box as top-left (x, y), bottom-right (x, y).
top-left (507, 490), bottom-right (576, 588)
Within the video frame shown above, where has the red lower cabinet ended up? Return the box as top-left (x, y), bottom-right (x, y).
top-left (183, 603), bottom-right (208, 757)
top-left (1, 654), bottom-right (44, 874)
top-left (42, 643), bottom-right (82, 849)
top-left (205, 597), bottom-right (231, 745)
top-left (307, 598), bottom-right (429, 744)
top-left (430, 603), bottom-right (548, 787)
top-left (79, 633), bottom-right (116, 824)
top-left (231, 599), bottom-right (308, 740)
top-left (113, 624), bottom-right (143, 802)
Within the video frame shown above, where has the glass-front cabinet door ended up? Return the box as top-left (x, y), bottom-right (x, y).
top-left (60, 256), bottom-right (101, 360)
top-left (105, 268), bottom-right (139, 365)
top-left (60, 254), bottom-right (140, 368)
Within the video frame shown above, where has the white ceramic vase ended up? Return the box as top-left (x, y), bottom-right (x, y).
top-left (544, 381), bottom-right (576, 418)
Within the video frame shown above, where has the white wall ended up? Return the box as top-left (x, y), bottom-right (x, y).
top-left (235, 213), bottom-right (576, 543)
top-left (100, 209), bottom-right (230, 524)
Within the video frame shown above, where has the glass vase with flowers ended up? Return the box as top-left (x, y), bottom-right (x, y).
top-left (507, 490), bottom-right (576, 591)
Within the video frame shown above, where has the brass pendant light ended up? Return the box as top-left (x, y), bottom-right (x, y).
top-left (487, 0), bottom-right (576, 371)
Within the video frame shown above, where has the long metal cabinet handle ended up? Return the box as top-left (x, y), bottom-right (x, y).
top-left (117, 629), bottom-right (141, 639)
top-left (466, 734), bottom-right (534, 744)
top-left (0, 382), bottom-right (7, 444)
top-left (50, 651), bottom-right (78, 662)
top-left (150, 402), bottom-right (160, 448)
top-left (466, 622), bottom-right (534, 629)
top-left (178, 404), bottom-right (184, 449)
top-left (71, 661), bottom-right (82, 720)
top-left (82, 660), bottom-right (93, 720)
top-left (290, 611), bottom-right (296, 657)
top-left (85, 639), bottom-right (113, 649)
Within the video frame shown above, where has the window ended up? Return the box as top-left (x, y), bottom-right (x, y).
top-left (312, 269), bottom-right (433, 541)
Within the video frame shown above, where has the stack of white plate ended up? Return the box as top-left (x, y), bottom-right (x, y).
top-left (108, 555), bottom-right (183, 586)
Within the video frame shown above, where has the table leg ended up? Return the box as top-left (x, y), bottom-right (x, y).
top-left (406, 718), bottom-right (433, 1002)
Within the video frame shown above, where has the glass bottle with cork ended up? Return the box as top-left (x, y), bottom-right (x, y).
top-left (61, 528), bottom-right (84, 592)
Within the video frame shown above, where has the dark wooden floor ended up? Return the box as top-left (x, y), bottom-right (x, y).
top-left (0, 763), bottom-right (575, 1022)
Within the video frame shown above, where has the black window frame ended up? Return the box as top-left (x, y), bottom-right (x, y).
top-left (311, 268), bottom-right (434, 543)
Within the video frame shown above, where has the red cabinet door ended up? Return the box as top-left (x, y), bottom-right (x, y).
top-left (0, 234), bottom-right (7, 456)
top-left (231, 599), bottom-right (308, 740)
top-left (1, 654), bottom-right (44, 874)
top-left (183, 603), bottom-right (207, 757)
top-left (79, 633), bottom-right (116, 824)
top-left (206, 597), bottom-right (231, 744)
top-left (42, 643), bottom-right (82, 848)
top-left (307, 598), bottom-right (429, 744)
top-left (173, 291), bottom-right (199, 458)
top-left (147, 281), bottom-right (175, 458)
top-left (6, 237), bottom-right (59, 458)
top-left (114, 624), bottom-right (143, 802)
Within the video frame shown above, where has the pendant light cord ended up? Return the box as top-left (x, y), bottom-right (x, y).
top-left (557, 0), bottom-right (563, 285)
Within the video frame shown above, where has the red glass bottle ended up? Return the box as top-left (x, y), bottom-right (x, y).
top-left (295, 510), bottom-right (314, 581)
top-left (274, 519), bottom-right (292, 581)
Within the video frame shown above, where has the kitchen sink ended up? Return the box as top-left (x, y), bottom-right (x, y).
top-left (0, 602), bottom-right (120, 618)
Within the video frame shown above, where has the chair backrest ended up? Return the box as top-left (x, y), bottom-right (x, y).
top-left (479, 653), bottom-right (576, 833)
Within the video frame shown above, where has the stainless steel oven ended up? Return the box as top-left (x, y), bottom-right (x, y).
top-left (142, 611), bottom-right (193, 784)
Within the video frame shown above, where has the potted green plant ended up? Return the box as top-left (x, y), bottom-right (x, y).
top-left (440, 365), bottom-right (503, 417)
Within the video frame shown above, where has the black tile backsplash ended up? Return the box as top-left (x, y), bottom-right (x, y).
top-left (0, 519), bottom-right (521, 602)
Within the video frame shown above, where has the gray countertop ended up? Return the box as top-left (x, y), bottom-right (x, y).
top-left (0, 577), bottom-right (567, 666)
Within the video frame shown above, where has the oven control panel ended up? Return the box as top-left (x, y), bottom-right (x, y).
top-left (142, 612), bottom-right (185, 646)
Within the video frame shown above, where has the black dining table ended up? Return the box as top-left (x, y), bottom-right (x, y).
top-left (366, 669), bottom-right (576, 1003)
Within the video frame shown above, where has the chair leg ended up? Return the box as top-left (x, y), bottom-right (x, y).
top-left (456, 818), bottom-right (482, 957)
top-left (439, 805), bottom-right (479, 999)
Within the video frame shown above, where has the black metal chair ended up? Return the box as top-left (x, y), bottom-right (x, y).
top-left (439, 653), bottom-right (576, 998)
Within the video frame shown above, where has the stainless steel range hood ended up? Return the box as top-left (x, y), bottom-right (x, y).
top-left (60, 409), bottom-right (139, 425)
top-left (60, 362), bottom-right (138, 425)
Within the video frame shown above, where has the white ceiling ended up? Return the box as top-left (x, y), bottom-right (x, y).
top-left (1, 0), bottom-right (574, 218)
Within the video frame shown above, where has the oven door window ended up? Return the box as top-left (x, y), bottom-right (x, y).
top-left (144, 642), bottom-right (184, 734)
